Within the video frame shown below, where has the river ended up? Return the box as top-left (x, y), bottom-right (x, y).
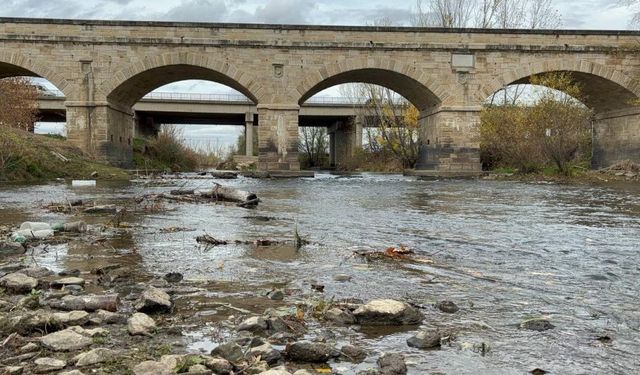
top-left (1, 174), bottom-right (639, 374)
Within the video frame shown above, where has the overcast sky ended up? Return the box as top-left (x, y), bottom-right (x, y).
top-left (13, 0), bottom-right (636, 146)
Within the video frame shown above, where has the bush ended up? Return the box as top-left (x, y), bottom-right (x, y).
top-left (136, 126), bottom-right (198, 172)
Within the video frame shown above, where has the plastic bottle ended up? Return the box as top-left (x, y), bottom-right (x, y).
top-left (19, 222), bottom-right (51, 231)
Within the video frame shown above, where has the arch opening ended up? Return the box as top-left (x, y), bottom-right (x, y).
top-left (481, 70), bottom-right (640, 171)
top-left (0, 61), bottom-right (67, 135)
top-left (107, 64), bottom-right (258, 109)
top-left (298, 68), bottom-right (441, 112)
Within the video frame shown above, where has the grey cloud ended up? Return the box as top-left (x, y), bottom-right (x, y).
top-left (254, 0), bottom-right (318, 24)
top-left (162, 0), bottom-right (228, 22)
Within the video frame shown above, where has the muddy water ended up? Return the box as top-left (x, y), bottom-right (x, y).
top-left (1, 175), bottom-right (640, 374)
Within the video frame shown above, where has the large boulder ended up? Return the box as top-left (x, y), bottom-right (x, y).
top-left (353, 300), bottom-right (422, 326)
top-left (406, 330), bottom-right (441, 349)
top-left (74, 348), bottom-right (116, 367)
top-left (133, 361), bottom-right (174, 375)
top-left (135, 287), bottom-right (172, 313)
top-left (128, 313), bottom-right (156, 336)
top-left (377, 353), bottom-right (407, 375)
top-left (0, 272), bottom-right (37, 294)
top-left (284, 341), bottom-right (339, 363)
top-left (41, 328), bottom-right (92, 351)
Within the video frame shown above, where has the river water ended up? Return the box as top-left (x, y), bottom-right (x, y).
top-left (1, 174), bottom-right (639, 374)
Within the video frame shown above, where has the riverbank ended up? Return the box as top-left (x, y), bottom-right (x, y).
top-left (0, 127), bottom-right (129, 182)
top-left (482, 164), bottom-right (640, 185)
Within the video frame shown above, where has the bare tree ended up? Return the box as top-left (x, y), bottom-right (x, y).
top-left (299, 127), bottom-right (329, 168)
top-left (413, 0), bottom-right (561, 29)
top-left (0, 77), bottom-right (39, 131)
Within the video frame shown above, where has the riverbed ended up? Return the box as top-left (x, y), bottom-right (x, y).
top-left (1, 174), bottom-right (639, 374)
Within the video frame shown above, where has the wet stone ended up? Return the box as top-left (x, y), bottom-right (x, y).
top-left (407, 330), bottom-right (441, 349)
top-left (34, 357), bottom-right (66, 373)
top-left (22, 267), bottom-right (54, 279)
top-left (133, 360), bottom-right (174, 375)
top-left (325, 307), bottom-right (356, 325)
top-left (135, 286), bottom-right (172, 313)
top-left (0, 273), bottom-right (38, 294)
top-left (250, 343), bottom-right (281, 365)
top-left (128, 313), bottom-right (156, 336)
top-left (51, 277), bottom-right (85, 288)
top-left (340, 345), bottom-right (367, 362)
top-left (164, 272), bottom-right (183, 283)
top-left (211, 342), bottom-right (245, 363)
top-left (435, 300), bottom-right (459, 314)
top-left (353, 299), bottom-right (423, 326)
top-left (520, 318), bottom-right (555, 332)
top-left (58, 269), bottom-right (81, 277)
top-left (377, 353), bottom-right (407, 375)
top-left (238, 316), bottom-right (268, 332)
top-left (267, 289), bottom-right (285, 300)
top-left (0, 241), bottom-right (25, 256)
top-left (40, 328), bottom-right (92, 351)
top-left (285, 341), bottom-right (339, 363)
top-left (204, 358), bottom-right (233, 374)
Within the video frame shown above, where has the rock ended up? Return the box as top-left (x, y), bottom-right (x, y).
top-left (3, 367), bottom-right (24, 375)
top-left (406, 330), bottom-right (441, 349)
top-left (340, 345), bottom-right (367, 362)
top-left (59, 371), bottom-right (86, 375)
top-left (204, 358), bottom-right (233, 374)
top-left (520, 318), bottom-right (555, 332)
top-left (21, 267), bottom-right (54, 279)
top-left (211, 342), bottom-right (245, 363)
top-left (19, 342), bottom-right (39, 353)
top-left (285, 341), bottom-right (339, 363)
top-left (258, 370), bottom-right (291, 375)
top-left (377, 353), bottom-right (407, 375)
top-left (90, 171), bottom-right (98, 178)
top-left (40, 329), bottom-right (92, 351)
top-left (51, 277), bottom-right (85, 288)
top-left (325, 307), bottom-right (356, 325)
top-left (247, 361), bottom-right (269, 373)
top-left (435, 300), bottom-right (459, 314)
top-left (52, 311), bottom-right (90, 326)
top-left (128, 313), bottom-right (156, 336)
top-left (353, 299), bottom-right (422, 326)
top-left (68, 326), bottom-right (108, 337)
top-left (59, 269), bottom-right (81, 277)
top-left (47, 294), bottom-right (119, 312)
top-left (0, 241), bottom-right (25, 256)
top-left (164, 272), bottom-right (183, 283)
top-left (133, 361), bottom-right (174, 375)
top-left (238, 316), bottom-right (268, 332)
top-left (0, 273), bottom-right (38, 294)
top-left (93, 309), bottom-right (127, 324)
top-left (135, 286), bottom-right (172, 313)
top-left (267, 289), bottom-right (284, 300)
top-left (34, 357), bottom-right (66, 373)
top-left (293, 371), bottom-right (314, 375)
top-left (74, 348), bottom-right (115, 366)
top-left (250, 343), bottom-right (281, 365)
top-left (333, 274), bottom-right (352, 282)
top-left (188, 364), bottom-right (210, 373)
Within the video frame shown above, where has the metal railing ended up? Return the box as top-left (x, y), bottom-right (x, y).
top-left (38, 90), bottom-right (365, 106)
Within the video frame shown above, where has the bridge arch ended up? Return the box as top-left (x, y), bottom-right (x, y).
top-left (297, 59), bottom-right (442, 111)
top-left (0, 51), bottom-right (71, 97)
top-left (480, 59), bottom-right (640, 112)
top-left (98, 52), bottom-right (263, 107)
top-left (480, 59), bottom-right (640, 169)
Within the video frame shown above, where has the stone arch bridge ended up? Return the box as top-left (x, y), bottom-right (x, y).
top-left (1, 18), bottom-right (640, 174)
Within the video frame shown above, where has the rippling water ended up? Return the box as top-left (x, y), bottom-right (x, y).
top-left (1, 174), bottom-right (639, 374)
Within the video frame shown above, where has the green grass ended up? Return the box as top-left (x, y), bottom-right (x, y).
top-left (0, 126), bottom-right (129, 182)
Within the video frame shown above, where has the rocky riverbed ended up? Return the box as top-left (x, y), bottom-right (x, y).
top-left (1, 174), bottom-right (639, 374)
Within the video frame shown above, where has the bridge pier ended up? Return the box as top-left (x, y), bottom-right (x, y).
top-left (328, 119), bottom-right (362, 168)
top-left (593, 107), bottom-right (640, 169)
top-left (134, 115), bottom-right (160, 138)
top-left (245, 112), bottom-right (255, 157)
top-left (257, 104), bottom-right (300, 171)
top-left (414, 106), bottom-right (482, 176)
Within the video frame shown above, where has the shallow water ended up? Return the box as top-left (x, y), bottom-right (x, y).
top-left (1, 174), bottom-right (639, 374)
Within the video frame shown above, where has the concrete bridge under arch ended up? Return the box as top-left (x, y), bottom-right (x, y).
top-left (2, 17), bottom-right (640, 174)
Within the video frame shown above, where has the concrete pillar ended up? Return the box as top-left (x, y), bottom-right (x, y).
top-left (415, 106), bottom-right (482, 175)
top-left (592, 107), bottom-right (640, 168)
top-left (257, 104), bottom-right (300, 171)
top-left (245, 112), bottom-right (254, 157)
top-left (67, 101), bottom-right (134, 167)
top-left (329, 118), bottom-right (361, 167)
